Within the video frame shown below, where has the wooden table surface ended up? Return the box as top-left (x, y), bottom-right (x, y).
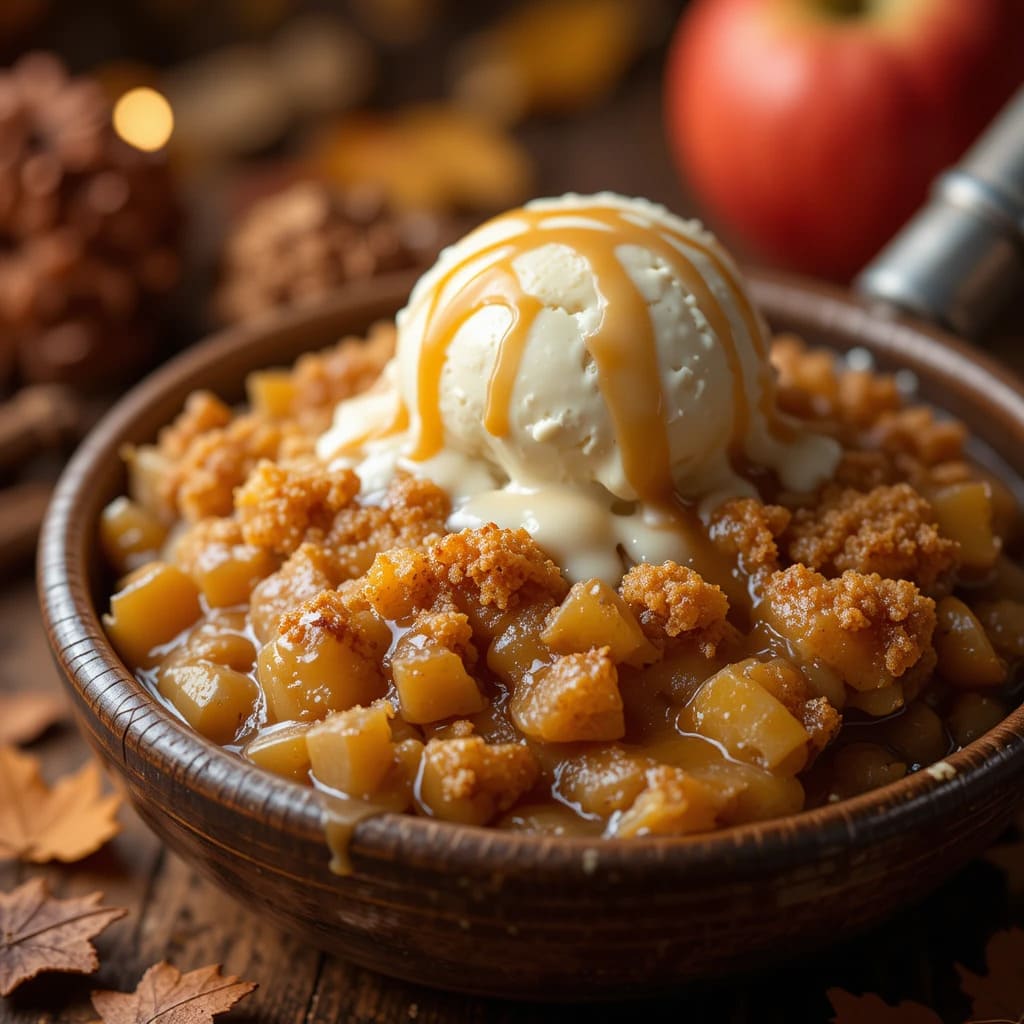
top-left (4, 58), bottom-right (1024, 1024)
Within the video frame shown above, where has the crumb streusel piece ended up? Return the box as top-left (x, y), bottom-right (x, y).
top-left (785, 483), bottom-right (959, 591)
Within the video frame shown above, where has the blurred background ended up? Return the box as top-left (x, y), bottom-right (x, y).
top-left (0, 0), bottom-right (1021, 565)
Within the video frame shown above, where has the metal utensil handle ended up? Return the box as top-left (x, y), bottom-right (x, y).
top-left (855, 85), bottom-right (1024, 338)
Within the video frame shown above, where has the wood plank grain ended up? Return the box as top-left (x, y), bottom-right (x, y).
top-left (133, 853), bottom-right (322, 1023)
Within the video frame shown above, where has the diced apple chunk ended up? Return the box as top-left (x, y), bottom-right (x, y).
top-left (928, 481), bottom-right (1000, 571)
top-left (829, 742), bottom-right (906, 800)
top-left (947, 693), bottom-right (1006, 747)
top-left (510, 648), bottom-right (624, 743)
top-left (105, 561), bottom-right (202, 669)
top-left (541, 579), bottom-right (655, 665)
top-left (882, 702), bottom-right (947, 766)
top-left (976, 599), bottom-right (1024, 659)
top-left (157, 660), bottom-right (258, 744)
top-left (100, 496), bottom-right (168, 575)
top-left (739, 658), bottom-right (840, 758)
top-left (846, 683), bottom-right (904, 717)
top-left (935, 596), bottom-right (1006, 688)
top-left (390, 737), bottom-right (426, 807)
top-left (258, 630), bottom-right (386, 723)
top-left (609, 766), bottom-right (725, 837)
top-left (392, 647), bottom-right (485, 724)
top-left (555, 746), bottom-right (653, 818)
top-left (180, 616), bottom-right (256, 672)
top-left (249, 544), bottom-right (336, 643)
top-left (245, 721), bottom-right (312, 783)
top-left (125, 445), bottom-right (171, 520)
top-left (306, 702), bottom-right (395, 797)
top-left (416, 736), bottom-right (539, 825)
top-left (683, 664), bottom-right (811, 775)
top-left (699, 761), bottom-right (805, 825)
top-left (486, 604), bottom-right (552, 686)
top-left (190, 542), bottom-right (276, 608)
top-left (246, 369), bottom-right (296, 419)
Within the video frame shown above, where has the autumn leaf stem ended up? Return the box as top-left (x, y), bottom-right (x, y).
top-left (7, 906), bottom-right (123, 947)
top-left (143, 980), bottom-right (253, 1023)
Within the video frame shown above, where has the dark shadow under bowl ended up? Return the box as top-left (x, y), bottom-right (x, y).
top-left (38, 270), bottom-right (1024, 1000)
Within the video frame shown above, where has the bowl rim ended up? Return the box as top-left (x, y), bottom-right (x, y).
top-left (38, 269), bottom-right (1024, 879)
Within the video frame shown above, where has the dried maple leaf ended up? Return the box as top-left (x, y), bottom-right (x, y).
top-left (827, 988), bottom-right (942, 1024)
top-left (0, 877), bottom-right (127, 996)
top-left (959, 928), bottom-right (1024, 1024)
top-left (0, 746), bottom-right (121, 863)
top-left (0, 692), bottom-right (68, 745)
top-left (91, 962), bottom-right (257, 1023)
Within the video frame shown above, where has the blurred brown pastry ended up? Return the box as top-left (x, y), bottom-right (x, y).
top-left (0, 53), bottom-right (181, 389)
top-left (214, 181), bottom-right (447, 326)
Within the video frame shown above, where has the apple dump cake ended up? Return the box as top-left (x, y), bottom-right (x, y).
top-left (102, 195), bottom-right (1023, 849)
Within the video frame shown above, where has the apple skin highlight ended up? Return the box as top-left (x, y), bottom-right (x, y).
top-left (664, 0), bottom-right (1023, 280)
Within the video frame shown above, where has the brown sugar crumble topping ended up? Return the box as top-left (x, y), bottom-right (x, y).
top-left (102, 328), bottom-right (1024, 846)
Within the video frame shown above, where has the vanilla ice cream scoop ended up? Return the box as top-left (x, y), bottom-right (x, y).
top-left (319, 193), bottom-right (840, 582)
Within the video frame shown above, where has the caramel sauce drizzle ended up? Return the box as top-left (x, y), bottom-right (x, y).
top-left (403, 203), bottom-right (782, 504)
top-left (484, 280), bottom-right (547, 439)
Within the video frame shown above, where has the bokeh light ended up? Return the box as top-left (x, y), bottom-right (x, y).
top-left (113, 87), bottom-right (174, 152)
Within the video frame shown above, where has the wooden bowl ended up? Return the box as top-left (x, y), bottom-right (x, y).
top-left (39, 270), bottom-right (1024, 1000)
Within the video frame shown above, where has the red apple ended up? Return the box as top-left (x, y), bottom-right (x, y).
top-left (665, 0), bottom-right (1023, 280)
